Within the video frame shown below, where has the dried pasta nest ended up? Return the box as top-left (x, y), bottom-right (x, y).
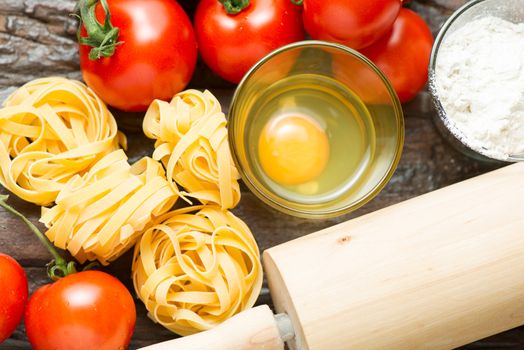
top-left (132, 205), bottom-right (263, 336)
top-left (143, 89), bottom-right (241, 210)
top-left (41, 150), bottom-right (177, 265)
top-left (0, 77), bottom-right (124, 205)
top-left (1, 80), bottom-right (262, 337)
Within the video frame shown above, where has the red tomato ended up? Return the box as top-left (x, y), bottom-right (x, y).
top-left (303, 0), bottom-right (402, 49)
top-left (0, 254), bottom-right (27, 343)
top-left (25, 271), bottom-right (136, 350)
top-left (361, 8), bottom-right (434, 103)
top-left (195, 0), bottom-right (305, 84)
top-left (79, 0), bottom-right (197, 112)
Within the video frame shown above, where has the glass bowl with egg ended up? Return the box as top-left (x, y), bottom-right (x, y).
top-left (228, 41), bottom-right (404, 219)
top-left (429, 0), bottom-right (524, 162)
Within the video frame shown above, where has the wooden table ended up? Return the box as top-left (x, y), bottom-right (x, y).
top-left (0, 0), bottom-right (522, 349)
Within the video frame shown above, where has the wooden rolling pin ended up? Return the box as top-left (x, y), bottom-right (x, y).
top-left (140, 162), bottom-right (524, 350)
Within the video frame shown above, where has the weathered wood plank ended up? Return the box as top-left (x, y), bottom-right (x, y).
top-left (0, 0), bottom-right (521, 349)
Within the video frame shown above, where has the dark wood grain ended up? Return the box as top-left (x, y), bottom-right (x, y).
top-left (0, 0), bottom-right (520, 349)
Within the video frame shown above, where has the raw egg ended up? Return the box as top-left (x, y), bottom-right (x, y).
top-left (258, 114), bottom-right (330, 186)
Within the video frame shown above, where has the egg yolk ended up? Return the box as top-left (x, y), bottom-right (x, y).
top-left (258, 114), bottom-right (330, 186)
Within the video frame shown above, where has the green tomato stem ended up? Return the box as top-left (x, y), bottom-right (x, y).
top-left (0, 195), bottom-right (78, 281)
top-left (219, 0), bottom-right (251, 15)
top-left (77, 0), bottom-right (122, 60)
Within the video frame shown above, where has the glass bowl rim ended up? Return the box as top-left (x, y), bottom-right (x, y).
top-left (228, 40), bottom-right (404, 219)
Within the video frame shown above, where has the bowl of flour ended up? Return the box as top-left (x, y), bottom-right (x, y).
top-left (429, 0), bottom-right (524, 162)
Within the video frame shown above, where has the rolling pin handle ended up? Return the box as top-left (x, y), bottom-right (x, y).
top-left (138, 305), bottom-right (288, 350)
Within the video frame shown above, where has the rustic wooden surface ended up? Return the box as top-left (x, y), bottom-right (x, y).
top-left (0, 0), bottom-right (520, 349)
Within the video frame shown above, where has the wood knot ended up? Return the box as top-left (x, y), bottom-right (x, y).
top-left (337, 235), bottom-right (352, 245)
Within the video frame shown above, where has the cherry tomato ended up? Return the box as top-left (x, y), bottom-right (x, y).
top-left (361, 8), bottom-right (434, 103)
top-left (0, 254), bottom-right (27, 343)
top-left (25, 270), bottom-right (136, 350)
top-left (303, 0), bottom-right (401, 50)
top-left (195, 0), bottom-right (304, 84)
top-left (79, 0), bottom-right (197, 112)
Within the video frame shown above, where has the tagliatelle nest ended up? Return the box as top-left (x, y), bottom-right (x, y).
top-left (143, 89), bottom-right (241, 210)
top-left (40, 150), bottom-right (177, 265)
top-left (0, 77), bottom-right (125, 206)
top-left (131, 205), bottom-right (263, 336)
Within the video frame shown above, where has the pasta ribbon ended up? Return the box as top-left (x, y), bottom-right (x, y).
top-left (132, 205), bottom-right (262, 336)
top-left (41, 150), bottom-right (177, 265)
top-left (143, 89), bottom-right (241, 210)
top-left (0, 77), bottom-right (124, 205)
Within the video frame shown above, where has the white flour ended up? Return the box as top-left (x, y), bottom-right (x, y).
top-left (435, 16), bottom-right (524, 160)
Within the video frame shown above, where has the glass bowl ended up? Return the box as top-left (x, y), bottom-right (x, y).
top-left (228, 41), bottom-right (404, 219)
top-left (429, 0), bottom-right (524, 162)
